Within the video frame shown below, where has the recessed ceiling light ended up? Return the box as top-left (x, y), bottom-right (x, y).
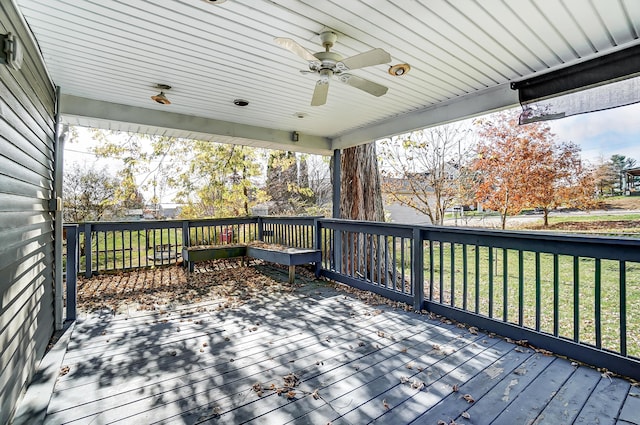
top-left (201, 0), bottom-right (227, 4)
top-left (389, 63), bottom-right (411, 76)
top-left (233, 99), bottom-right (249, 106)
top-left (294, 112), bottom-right (307, 119)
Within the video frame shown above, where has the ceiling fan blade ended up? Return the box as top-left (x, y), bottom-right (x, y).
top-left (311, 80), bottom-right (329, 106)
top-left (340, 74), bottom-right (388, 97)
top-left (340, 48), bottom-right (391, 70)
top-left (274, 37), bottom-right (317, 62)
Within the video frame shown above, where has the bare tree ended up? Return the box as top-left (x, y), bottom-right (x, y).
top-left (378, 123), bottom-right (473, 225)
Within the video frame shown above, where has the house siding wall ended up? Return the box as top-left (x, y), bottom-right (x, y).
top-left (0, 1), bottom-right (56, 423)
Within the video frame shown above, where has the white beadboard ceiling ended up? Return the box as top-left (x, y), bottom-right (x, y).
top-left (15, 0), bottom-right (640, 155)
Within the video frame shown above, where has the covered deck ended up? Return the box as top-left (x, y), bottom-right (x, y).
top-left (31, 264), bottom-right (640, 424)
top-left (4, 2), bottom-right (640, 424)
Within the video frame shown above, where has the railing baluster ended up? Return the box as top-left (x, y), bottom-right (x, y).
top-left (535, 252), bottom-right (541, 331)
top-left (518, 250), bottom-right (524, 327)
top-left (462, 244), bottom-right (468, 311)
top-left (112, 230), bottom-right (116, 270)
top-left (429, 240), bottom-right (434, 301)
top-left (620, 261), bottom-right (627, 356)
top-left (553, 254), bottom-right (559, 337)
top-left (488, 247), bottom-right (494, 318)
top-left (475, 246), bottom-right (480, 314)
top-left (503, 248), bottom-right (508, 322)
top-left (439, 241), bottom-right (444, 303)
top-left (450, 242), bottom-right (455, 307)
top-left (595, 258), bottom-right (602, 349)
top-left (400, 237), bottom-right (405, 290)
top-left (574, 256), bottom-right (580, 342)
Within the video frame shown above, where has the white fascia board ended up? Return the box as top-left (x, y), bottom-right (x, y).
top-left (60, 94), bottom-right (333, 155)
top-left (330, 83), bottom-right (519, 149)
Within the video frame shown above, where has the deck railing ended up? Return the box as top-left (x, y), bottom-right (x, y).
top-left (64, 217), bottom-right (318, 278)
top-left (64, 217), bottom-right (640, 380)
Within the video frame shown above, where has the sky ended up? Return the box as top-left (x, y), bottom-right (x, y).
top-left (549, 102), bottom-right (640, 164)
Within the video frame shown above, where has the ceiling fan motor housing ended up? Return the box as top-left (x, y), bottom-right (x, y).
top-left (319, 31), bottom-right (337, 49)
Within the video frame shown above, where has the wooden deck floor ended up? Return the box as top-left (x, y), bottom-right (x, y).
top-left (44, 268), bottom-right (639, 424)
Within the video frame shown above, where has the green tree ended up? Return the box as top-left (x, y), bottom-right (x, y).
top-left (610, 154), bottom-right (637, 193)
top-left (63, 164), bottom-right (119, 222)
top-left (265, 150), bottom-right (314, 214)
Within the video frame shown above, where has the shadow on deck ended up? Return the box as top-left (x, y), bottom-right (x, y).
top-left (28, 263), bottom-right (640, 424)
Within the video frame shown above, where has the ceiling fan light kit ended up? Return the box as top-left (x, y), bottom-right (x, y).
top-left (275, 31), bottom-right (391, 106)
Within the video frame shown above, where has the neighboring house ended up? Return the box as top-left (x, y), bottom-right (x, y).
top-left (159, 204), bottom-right (182, 219)
top-left (381, 176), bottom-right (435, 225)
top-left (123, 208), bottom-right (144, 219)
top-left (624, 167), bottom-right (640, 195)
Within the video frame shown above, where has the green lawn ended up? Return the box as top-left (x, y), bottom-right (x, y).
top-left (422, 242), bottom-right (640, 357)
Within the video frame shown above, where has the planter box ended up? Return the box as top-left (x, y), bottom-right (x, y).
top-left (182, 245), bottom-right (247, 272)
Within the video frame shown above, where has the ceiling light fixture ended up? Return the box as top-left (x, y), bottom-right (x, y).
top-left (151, 84), bottom-right (172, 104)
top-left (233, 99), bottom-right (249, 106)
top-left (389, 63), bottom-right (411, 76)
top-left (201, 0), bottom-right (227, 4)
top-left (294, 112), bottom-right (307, 119)
top-left (151, 92), bottom-right (171, 104)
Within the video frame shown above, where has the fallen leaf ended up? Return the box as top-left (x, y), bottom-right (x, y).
top-left (437, 421), bottom-right (447, 425)
top-left (468, 327), bottom-right (478, 335)
top-left (312, 389), bottom-right (320, 400)
top-left (452, 384), bottom-right (459, 392)
top-left (463, 394), bottom-right (475, 403)
top-left (461, 411), bottom-right (471, 419)
top-left (286, 390), bottom-right (296, 399)
top-left (410, 380), bottom-right (425, 390)
top-left (59, 366), bottom-right (70, 376)
top-left (383, 399), bottom-right (390, 410)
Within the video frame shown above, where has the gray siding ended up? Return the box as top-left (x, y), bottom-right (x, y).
top-left (0, 1), bottom-right (56, 424)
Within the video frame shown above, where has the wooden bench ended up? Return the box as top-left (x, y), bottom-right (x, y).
top-left (247, 246), bottom-right (321, 283)
top-left (182, 244), bottom-right (321, 282)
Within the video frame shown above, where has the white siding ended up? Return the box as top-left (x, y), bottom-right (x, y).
top-left (0, 1), bottom-right (56, 423)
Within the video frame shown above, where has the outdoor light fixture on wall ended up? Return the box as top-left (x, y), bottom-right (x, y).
top-left (291, 131), bottom-right (300, 142)
top-left (1, 33), bottom-right (23, 70)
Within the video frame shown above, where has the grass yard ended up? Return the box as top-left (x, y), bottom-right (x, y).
top-left (422, 242), bottom-right (640, 358)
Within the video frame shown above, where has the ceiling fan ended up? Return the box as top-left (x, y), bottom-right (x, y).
top-left (275, 31), bottom-right (391, 106)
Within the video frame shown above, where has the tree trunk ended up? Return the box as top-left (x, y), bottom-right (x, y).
top-left (340, 143), bottom-right (385, 221)
top-left (339, 143), bottom-right (390, 281)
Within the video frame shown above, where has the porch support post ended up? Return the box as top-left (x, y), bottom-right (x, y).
top-left (332, 149), bottom-right (342, 271)
top-left (84, 223), bottom-right (93, 278)
top-left (53, 86), bottom-right (66, 330)
top-left (65, 225), bottom-right (79, 321)
top-left (332, 149), bottom-right (341, 219)
top-left (412, 227), bottom-right (424, 311)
